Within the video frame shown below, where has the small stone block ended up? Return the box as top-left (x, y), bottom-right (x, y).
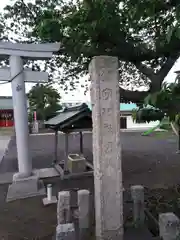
top-left (6, 179), bottom-right (45, 202)
top-left (32, 121), bottom-right (39, 133)
top-left (42, 196), bottom-right (57, 206)
top-left (131, 185), bottom-right (145, 225)
top-left (78, 189), bottom-right (90, 229)
top-left (56, 223), bottom-right (75, 240)
top-left (159, 213), bottom-right (180, 240)
top-left (68, 154), bottom-right (86, 173)
top-left (57, 191), bottom-right (71, 224)
top-left (131, 185), bottom-right (144, 202)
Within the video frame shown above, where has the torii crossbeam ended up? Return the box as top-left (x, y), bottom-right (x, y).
top-left (0, 42), bottom-right (60, 202)
top-left (0, 67), bottom-right (48, 83)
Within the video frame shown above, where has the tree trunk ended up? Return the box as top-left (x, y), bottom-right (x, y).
top-left (170, 122), bottom-right (180, 153)
top-left (170, 122), bottom-right (178, 136)
top-left (120, 54), bottom-right (179, 103)
top-left (120, 87), bottom-right (148, 103)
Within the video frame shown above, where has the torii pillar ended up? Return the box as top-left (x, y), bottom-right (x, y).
top-left (0, 42), bottom-right (60, 201)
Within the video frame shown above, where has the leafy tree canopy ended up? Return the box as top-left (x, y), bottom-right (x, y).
top-left (28, 84), bottom-right (62, 121)
top-left (133, 75), bottom-right (180, 124)
top-left (2, 0), bottom-right (180, 103)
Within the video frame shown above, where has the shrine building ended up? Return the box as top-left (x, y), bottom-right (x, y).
top-left (0, 96), bottom-right (14, 127)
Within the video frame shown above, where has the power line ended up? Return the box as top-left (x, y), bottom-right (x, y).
top-left (0, 69), bottom-right (24, 85)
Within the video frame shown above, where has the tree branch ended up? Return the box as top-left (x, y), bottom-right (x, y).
top-left (120, 52), bottom-right (179, 103)
top-left (161, 0), bottom-right (180, 9)
top-left (157, 54), bottom-right (179, 80)
top-left (133, 62), bottom-right (155, 79)
top-left (120, 87), bottom-right (148, 103)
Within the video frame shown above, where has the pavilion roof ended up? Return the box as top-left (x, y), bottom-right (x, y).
top-left (45, 103), bottom-right (92, 132)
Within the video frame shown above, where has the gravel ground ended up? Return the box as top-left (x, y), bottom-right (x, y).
top-left (1, 131), bottom-right (180, 187)
top-left (0, 131), bottom-right (179, 239)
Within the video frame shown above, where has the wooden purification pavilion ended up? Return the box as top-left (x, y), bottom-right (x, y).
top-left (45, 103), bottom-right (93, 179)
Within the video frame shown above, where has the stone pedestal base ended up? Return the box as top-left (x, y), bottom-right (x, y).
top-left (6, 174), bottom-right (45, 202)
top-left (42, 196), bottom-right (57, 206)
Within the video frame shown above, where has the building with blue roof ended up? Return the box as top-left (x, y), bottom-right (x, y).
top-left (59, 101), bottom-right (159, 130)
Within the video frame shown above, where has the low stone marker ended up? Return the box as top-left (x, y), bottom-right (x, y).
top-left (32, 121), bottom-right (39, 134)
top-left (77, 189), bottom-right (90, 240)
top-left (42, 184), bottom-right (57, 206)
top-left (131, 185), bottom-right (145, 226)
top-left (57, 191), bottom-right (71, 224)
top-left (68, 154), bottom-right (86, 173)
top-left (56, 223), bottom-right (75, 240)
top-left (159, 212), bottom-right (180, 240)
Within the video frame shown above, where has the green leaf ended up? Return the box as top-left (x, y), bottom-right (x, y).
top-left (3, 0), bottom-right (180, 105)
top-left (167, 26), bottom-right (174, 43)
top-left (176, 5), bottom-right (180, 19)
top-left (175, 27), bottom-right (180, 39)
top-left (28, 84), bottom-right (62, 121)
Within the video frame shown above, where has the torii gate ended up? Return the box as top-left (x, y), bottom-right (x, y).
top-left (0, 42), bottom-right (60, 201)
top-left (0, 67), bottom-right (49, 132)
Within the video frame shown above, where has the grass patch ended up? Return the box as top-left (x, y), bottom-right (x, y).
top-left (148, 130), bottom-right (175, 139)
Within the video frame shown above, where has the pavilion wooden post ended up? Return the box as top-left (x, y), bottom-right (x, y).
top-left (174, 70), bottom-right (180, 154)
top-left (79, 131), bottom-right (83, 154)
top-left (0, 42), bottom-right (60, 202)
top-left (54, 129), bottom-right (58, 164)
top-left (64, 132), bottom-right (69, 173)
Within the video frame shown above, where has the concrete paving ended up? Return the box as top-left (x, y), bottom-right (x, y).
top-left (124, 227), bottom-right (155, 240)
top-left (0, 135), bottom-right (13, 164)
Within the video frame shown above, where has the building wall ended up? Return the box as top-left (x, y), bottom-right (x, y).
top-left (0, 109), bottom-right (14, 127)
top-left (61, 101), bottom-right (83, 108)
top-left (0, 96), bottom-right (30, 127)
top-left (126, 115), bottom-right (160, 130)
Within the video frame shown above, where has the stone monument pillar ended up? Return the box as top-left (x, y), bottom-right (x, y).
top-left (89, 56), bottom-right (123, 240)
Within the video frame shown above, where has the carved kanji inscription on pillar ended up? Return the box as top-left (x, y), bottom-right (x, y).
top-left (16, 84), bottom-right (22, 92)
top-left (101, 88), bottom-right (112, 100)
top-left (101, 107), bottom-right (113, 116)
top-left (98, 68), bottom-right (114, 81)
top-left (103, 142), bottom-right (113, 154)
top-left (103, 123), bottom-right (113, 133)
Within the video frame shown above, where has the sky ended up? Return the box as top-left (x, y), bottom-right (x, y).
top-left (0, 1), bottom-right (179, 103)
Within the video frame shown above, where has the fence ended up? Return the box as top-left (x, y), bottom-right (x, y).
top-left (55, 185), bottom-right (180, 240)
top-left (130, 185), bottom-right (180, 240)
